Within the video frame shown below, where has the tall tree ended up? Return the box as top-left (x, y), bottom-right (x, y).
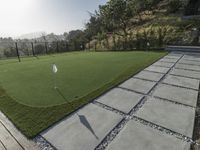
top-left (99, 0), bottom-right (134, 39)
top-left (185, 0), bottom-right (200, 15)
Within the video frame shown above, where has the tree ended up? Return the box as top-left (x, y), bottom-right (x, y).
top-left (98, 0), bottom-right (135, 49)
top-left (185, 0), bottom-right (200, 15)
top-left (85, 14), bottom-right (104, 39)
top-left (66, 30), bottom-right (86, 50)
top-left (167, 0), bottom-right (182, 13)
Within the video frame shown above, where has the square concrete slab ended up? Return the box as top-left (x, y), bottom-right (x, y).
top-left (162, 75), bottom-right (199, 90)
top-left (145, 65), bottom-right (170, 73)
top-left (168, 53), bottom-right (183, 57)
top-left (179, 59), bottom-right (200, 66)
top-left (153, 61), bottom-right (174, 68)
top-left (135, 98), bottom-right (195, 138)
top-left (164, 55), bottom-right (181, 59)
top-left (159, 58), bottom-right (178, 63)
top-left (41, 104), bottom-right (122, 150)
top-left (96, 88), bottom-right (143, 113)
top-left (153, 84), bottom-right (198, 107)
top-left (106, 120), bottom-right (191, 150)
top-left (183, 55), bottom-right (200, 61)
top-left (119, 78), bottom-right (156, 94)
top-left (175, 63), bottom-right (200, 71)
top-left (134, 70), bottom-right (164, 82)
top-left (170, 68), bottom-right (200, 80)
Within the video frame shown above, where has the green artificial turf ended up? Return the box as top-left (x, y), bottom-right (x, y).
top-left (0, 51), bottom-right (166, 138)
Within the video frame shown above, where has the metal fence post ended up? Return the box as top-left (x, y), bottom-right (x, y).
top-left (31, 42), bottom-right (35, 56)
top-left (45, 42), bottom-right (48, 54)
top-left (65, 42), bottom-right (68, 51)
top-left (94, 42), bottom-right (97, 51)
top-left (15, 42), bottom-right (21, 62)
top-left (56, 42), bottom-right (59, 53)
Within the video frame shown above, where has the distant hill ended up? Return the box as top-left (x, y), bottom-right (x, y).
top-left (16, 32), bottom-right (46, 40)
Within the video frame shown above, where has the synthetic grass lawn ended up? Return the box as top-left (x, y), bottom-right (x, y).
top-left (0, 51), bottom-right (166, 138)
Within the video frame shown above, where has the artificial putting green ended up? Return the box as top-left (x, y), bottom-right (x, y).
top-left (0, 51), bottom-right (166, 138)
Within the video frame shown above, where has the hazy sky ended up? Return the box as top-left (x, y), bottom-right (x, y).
top-left (0, 0), bottom-right (107, 38)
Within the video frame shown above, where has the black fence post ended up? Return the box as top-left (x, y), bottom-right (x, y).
top-left (65, 42), bottom-right (68, 51)
top-left (15, 42), bottom-right (21, 62)
top-left (94, 42), bottom-right (97, 51)
top-left (56, 42), bottom-right (59, 53)
top-left (45, 42), bottom-right (48, 54)
top-left (31, 42), bottom-right (35, 56)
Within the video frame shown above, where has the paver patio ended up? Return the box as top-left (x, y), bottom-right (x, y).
top-left (29, 52), bottom-right (200, 149)
top-left (162, 75), bottom-right (199, 90)
top-left (41, 104), bottom-right (122, 150)
top-left (164, 55), bottom-right (182, 59)
top-left (153, 84), bottom-right (198, 107)
top-left (106, 120), bottom-right (191, 150)
top-left (144, 65), bottom-right (170, 73)
top-left (119, 78), bottom-right (156, 94)
top-left (134, 70), bottom-right (164, 82)
top-left (95, 88), bottom-right (144, 113)
top-left (159, 57), bottom-right (178, 63)
top-left (170, 68), bottom-right (200, 80)
top-left (135, 97), bottom-right (195, 138)
top-left (179, 59), bottom-right (200, 66)
top-left (183, 55), bottom-right (200, 61)
top-left (153, 61), bottom-right (174, 68)
top-left (175, 63), bottom-right (200, 71)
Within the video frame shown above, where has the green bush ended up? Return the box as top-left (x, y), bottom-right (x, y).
top-left (168, 0), bottom-right (182, 13)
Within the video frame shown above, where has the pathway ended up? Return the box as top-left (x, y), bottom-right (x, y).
top-left (0, 111), bottom-right (39, 150)
top-left (39, 52), bottom-right (200, 150)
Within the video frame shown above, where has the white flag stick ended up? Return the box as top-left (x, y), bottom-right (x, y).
top-left (52, 63), bottom-right (58, 89)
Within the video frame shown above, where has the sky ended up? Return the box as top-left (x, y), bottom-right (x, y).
top-left (0, 0), bottom-right (107, 38)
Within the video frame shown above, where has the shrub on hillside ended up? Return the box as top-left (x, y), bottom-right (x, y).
top-left (167, 0), bottom-right (182, 13)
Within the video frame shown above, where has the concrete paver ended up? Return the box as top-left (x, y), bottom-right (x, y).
top-left (170, 68), bottom-right (200, 80)
top-left (162, 75), bottom-right (199, 90)
top-left (164, 55), bottom-right (181, 59)
top-left (183, 55), bottom-right (200, 61)
top-left (145, 65), bottom-right (170, 73)
top-left (175, 63), bottom-right (200, 71)
top-left (168, 53), bottom-right (183, 57)
top-left (96, 88), bottom-right (144, 113)
top-left (159, 58), bottom-right (178, 63)
top-left (0, 141), bottom-right (6, 150)
top-left (119, 78), bottom-right (156, 94)
top-left (153, 84), bottom-right (198, 107)
top-left (135, 98), bottom-right (195, 138)
top-left (153, 61), bottom-right (174, 68)
top-left (41, 104), bottom-right (122, 150)
top-left (134, 70), bottom-right (164, 82)
top-left (179, 59), bottom-right (200, 66)
top-left (106, 120), bottom-right (191, 150)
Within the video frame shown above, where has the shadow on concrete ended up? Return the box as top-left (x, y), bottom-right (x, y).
top-left (77, 114), bottom-right (99, 140)
top-left (55, 88), bottom-right (99, 140)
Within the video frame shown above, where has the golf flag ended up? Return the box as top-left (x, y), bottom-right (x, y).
top-left (52, 64), bottom-right (58, 73)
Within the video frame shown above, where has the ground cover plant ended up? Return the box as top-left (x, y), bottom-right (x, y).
top-left (0, 51), bottom-right (166, 138)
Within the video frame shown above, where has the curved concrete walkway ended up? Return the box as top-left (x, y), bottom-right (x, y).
top-left (40, 52), bottom-right (200, 150)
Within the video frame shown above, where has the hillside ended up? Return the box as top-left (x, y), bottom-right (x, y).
top-left (86, 0), bottom-right (200, 50)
